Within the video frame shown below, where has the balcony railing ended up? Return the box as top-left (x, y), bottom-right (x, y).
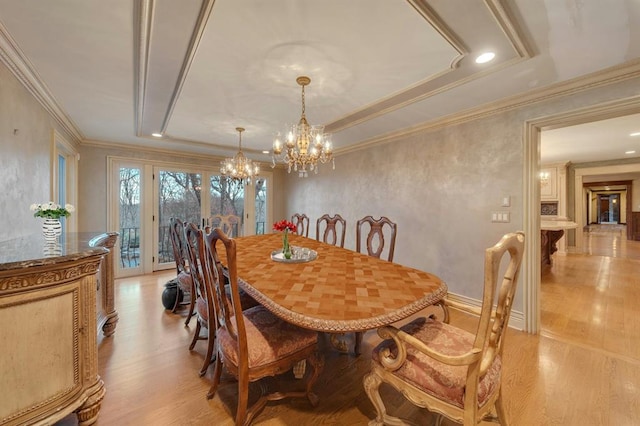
top-left (120, 222), bottom-right (267, 268)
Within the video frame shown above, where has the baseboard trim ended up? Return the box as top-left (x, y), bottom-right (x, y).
top-left (447, 292), bottom-right (525, 331)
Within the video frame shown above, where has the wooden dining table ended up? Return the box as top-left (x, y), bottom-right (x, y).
top-left (224, 233), bottom-right (447, 333)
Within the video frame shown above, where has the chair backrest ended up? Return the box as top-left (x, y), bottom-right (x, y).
top-left (169, 218), bottom-right (189, 274)
top-left (182, 222), bottom-right (214, 315)
top-left (316, 214), bottom-right (346, 248)
top-left (291, 213), bottom-right (310, 237)
top-left (208, 214), bottom-right (242, 237)
top-left (356, 216), bottom-right (397, 262)
top-left (475, 231), bottom-right (525, 376)
top-left (203, 227), bottom-right (245, 346)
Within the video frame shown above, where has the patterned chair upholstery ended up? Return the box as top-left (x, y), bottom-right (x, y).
top-left (364, 232), bottom-right (525, 426)
top-left (205, 227), bottom-right (323, 425)
top-left (168, 218), bottom-right (195, 325)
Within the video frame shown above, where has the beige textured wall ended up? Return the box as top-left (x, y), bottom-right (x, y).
top-left (0, 61), bottom-right (75, 241)
top-left (284, 76), bottom-right (640, 306)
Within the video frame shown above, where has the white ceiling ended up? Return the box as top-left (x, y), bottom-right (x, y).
top-left (0, 0), bottom-right (639, 166)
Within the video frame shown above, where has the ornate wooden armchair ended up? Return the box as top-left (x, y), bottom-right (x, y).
top-left (292, 213), bottom-right (310, 237)
top-left (316, 213), bottom-right (346, 247)
top-left (168, 218), bottom-right (195, 325)
top-left (364, 232), bottom-right (525, 426)
top-left (209, 214), bottom-right (242, 237)
top-left (356, 215), bottom-right (397, 262)
top-left (205, 227), bottom-right (323, 425)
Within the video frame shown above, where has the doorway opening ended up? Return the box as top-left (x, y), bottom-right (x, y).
top-left (523, 95), bottom-right (640, 333)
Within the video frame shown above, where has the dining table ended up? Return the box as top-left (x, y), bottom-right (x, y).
top-left (222, 233), bottom-right (448, 334)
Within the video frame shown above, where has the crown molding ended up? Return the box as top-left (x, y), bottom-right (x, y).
top-left (335, 59), bottom-right (640, 157)
top-left (0, 21), bottom-right (83, 143)
top-left (82, 138), bottom-right (226, 162)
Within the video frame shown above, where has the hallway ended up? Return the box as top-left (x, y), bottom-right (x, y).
top-left (541, 224), bottom-right (640, 362)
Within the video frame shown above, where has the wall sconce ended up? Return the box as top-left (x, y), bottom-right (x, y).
top-left (539, 171), bottom-right (550, 186)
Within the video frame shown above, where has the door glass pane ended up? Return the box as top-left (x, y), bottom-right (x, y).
top-left (158, 171), bottom-right (202, 264)
top-left (255, 178), bottom-right (267, 235)
top-left (119, 167), bottom-right (141, 269)
top-left (209, 176), bottom-right (245, 236)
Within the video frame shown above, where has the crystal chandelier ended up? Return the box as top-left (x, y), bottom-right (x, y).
top-left (221, 127), bottom-right (260, 184)
top-left (272, 76), bottom-right (334, 177)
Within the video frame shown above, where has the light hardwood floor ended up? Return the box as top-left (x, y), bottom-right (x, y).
top-left (59, 228), bottom-right (640, 425)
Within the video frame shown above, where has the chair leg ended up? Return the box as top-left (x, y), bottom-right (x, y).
top-left (206, 356), bottom-right (223, 400)
top-left (495, 394), bottom-right (508, 425)
top-left (363, 371), bottom-right (386, 426)
top-left (184, 284), bottom-right (196, 326)
top-left (199, 325), bottom-right (215, 377)
top-left (189, 321), bottom-right (201, 351)
top-left (305, 351), bottom-right (324, 407)
top-left (235, 372), bottom-right (250, 426)
top-left (171, 287), bottom-right (182, 313)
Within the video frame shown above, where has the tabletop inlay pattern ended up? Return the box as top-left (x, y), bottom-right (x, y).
top-left (218, 233), bottom-right (447, 332)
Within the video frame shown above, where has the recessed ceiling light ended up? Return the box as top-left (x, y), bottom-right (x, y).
top-left (151, 133), bottom-right (163, 138)
top-left (625, 150), bottom-right (636, 154)
top-left (630, 132), bottom-right (640, 137)
top-left (262, 150), bottom-right (270, 154)
top-left (475, 52), bottom-right (495, 64)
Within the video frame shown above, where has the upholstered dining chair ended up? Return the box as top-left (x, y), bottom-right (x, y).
top-left (292, 213), bottom-right (310, 237)
top-left (345, 216), bottom-right (398, 354)
top-left (356, 215), bottom-right (397, 262)
top-left (204, 227), bottom-right (323, 426)
top-left (183, 223), bottom-right (260, 377)
top-left (182, 222), bottom-right (217, 376)
top-left (209, 214), bottom-right (242, 237)
top-left (364, 231), bottom-right (525, 426)
top-left (168, 218), bottom-right (195, 325)
top-left (316, 213), bottom-right (346, 248)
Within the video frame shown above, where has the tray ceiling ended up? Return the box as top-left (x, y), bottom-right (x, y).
top-left (0, 0), bottom-right (639, 164)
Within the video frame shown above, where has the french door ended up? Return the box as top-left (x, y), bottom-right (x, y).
top-left (109, 157), bottom-right (272, 277)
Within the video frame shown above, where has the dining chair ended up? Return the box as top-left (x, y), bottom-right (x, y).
top-left (183, 223), bottom-right (260, 377)
top-left (315, 213), bottom-right (346, 247)
top-left (343, 215), bottom-right (399, 354)
top-left (204, 227), bottom-right (323, 426)
top-left (356, 215), bottom-right (397, 262)
top-left (209, 214), bottom-right (242, 237)
top-left (168, 218), bottom-right (195, 325)
top-left (364, 231), bottom-right (525, 426)
top-left (182, 222), bottom-right (217, 376)
top-left (291, 213), bottom-right (310, 237)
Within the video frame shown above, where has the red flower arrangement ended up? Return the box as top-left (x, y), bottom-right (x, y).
top-left (273, 220), bottom-right (296, 259)
top-left (273, 220), bottom-right (296, 233)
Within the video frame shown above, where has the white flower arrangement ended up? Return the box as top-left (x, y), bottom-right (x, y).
top-left (30, 202), bottom-right (75, 219)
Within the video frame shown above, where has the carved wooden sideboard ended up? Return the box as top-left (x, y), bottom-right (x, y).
top-left (0, 232), bottom-right (117, 425)
top-left (90, 232), bottom-right (119, 337)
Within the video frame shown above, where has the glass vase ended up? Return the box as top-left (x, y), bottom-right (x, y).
top-left (42, 218), bottom-right (62, 243)
top-left (283, 230), bottom-right (292, 259)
